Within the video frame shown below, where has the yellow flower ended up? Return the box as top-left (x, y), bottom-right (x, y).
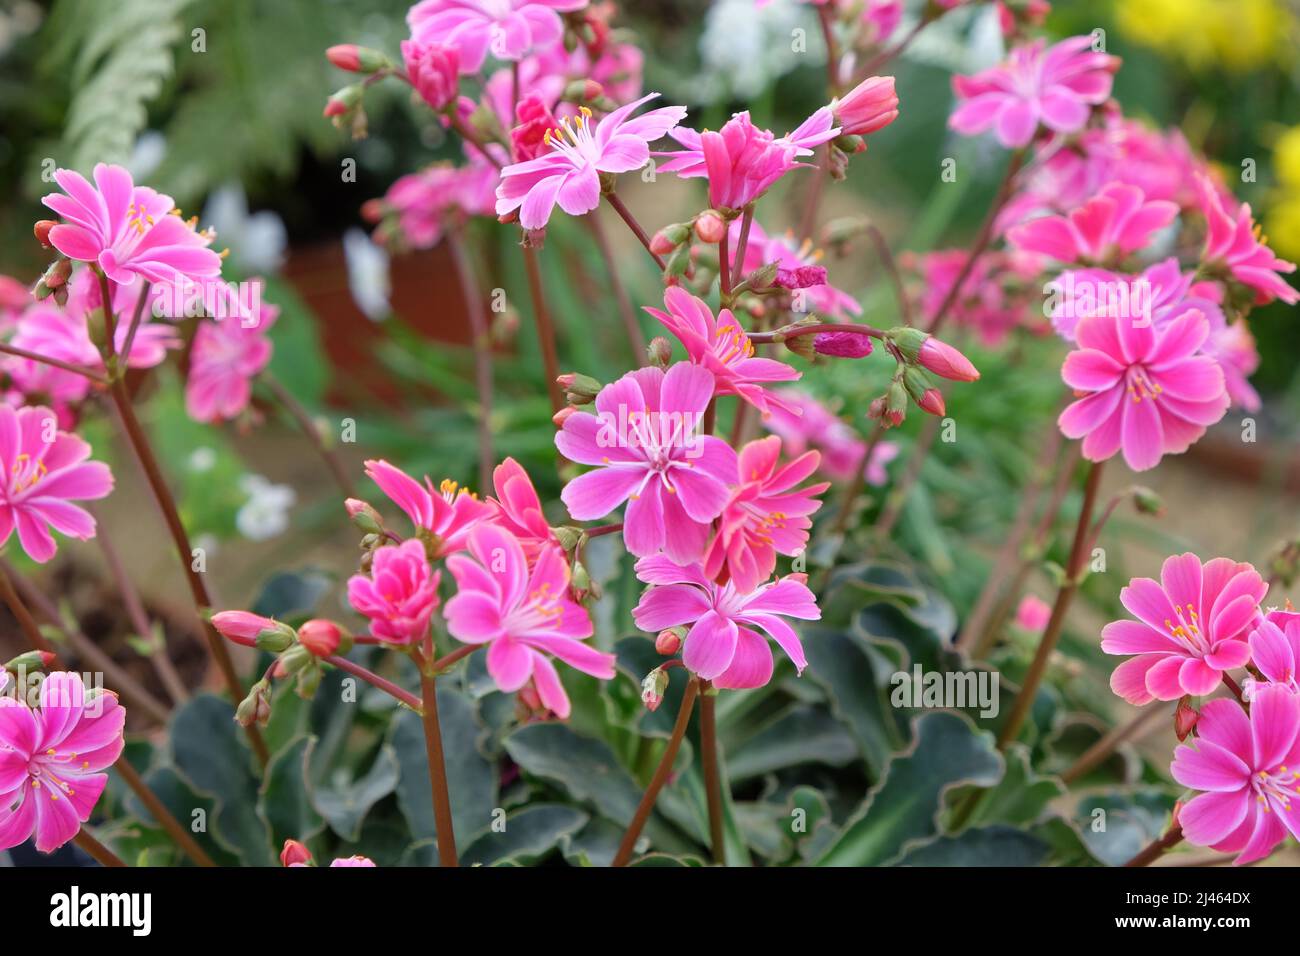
top-left (1267, 127), bottom-right (1300, 260)
top-left (1114, 0), bottom-right (1291, 72)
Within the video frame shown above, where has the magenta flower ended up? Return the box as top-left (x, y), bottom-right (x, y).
top-left (0, 405), bottom-right (114, 563)
top-left (763, 390), bottom-right (898, 485)
top-left (645, 287), bottom-right (800, 417)
top-left (949, 35), bottom-right (1117, 148)
top-left (702, 436), bottom-right (829, 594)
top-left (726, 220), bottom-right (860, 319)
top-left (0, 673), bottom-right (125, 854)
top-left (185, 303), bottom-right (278, 424)
top-left (401, 39), bottom-right (459, 110)
top-left (407, 0), bottom-right (587, 73)
top-left (330, 855), bottom-right (377, 867)
top-left (1015, 595), bottom-right (1052, 633)
top-left (1103, 553), bottom-right (1266, 704)
top-left (632, 556), bottom-right (820, 689)
top-left (495, 93), bottom-right (686, 230)
top-left (833, 75), bottom-right (899, 141)
top-left (1008, 183), bottom-right (1177, 266)
top-left (363, 459), bottom-right (492, 556)
top-left (1196, 174), bottom-right (1298, 306)
top-left (1246, 611), bottom-right (1300, 698)
top-left (1171, 685), bottom-right (1300, 865)
top-left (487, 456), bottom-right (556, 559)
top-left (555, 362), bottom-right (737, 563)
top-left (443, 524), bottom-right (614, 717)
top-left (370, 155), bottom-right (501, 250)
top-left (347, 539), bottom-right (442, 645)
top-left (658, 111), bottom-right (813, 211)
top-left (41, 164), bottom-right (222, 288)
top-left (1057, 306), bottom-right (1229, 471)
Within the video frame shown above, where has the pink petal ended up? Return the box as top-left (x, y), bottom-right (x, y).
top-left (1197, 698), bottom-right (1252, 756)
top-left (1179, 788), bottom-right (1251, 847)
top-left (713, 627), bottom-right (774, 690)
top-left (1252, 684), bottom-right (1300, 770)
top-left (1171, 739), bottom-right (1250, 792)
top-left (682, 610), bottom-right (739, 681)
top-left (487, 636), bottom-right (535, 692)
top-left (530, 653), bottom-right (571, 718)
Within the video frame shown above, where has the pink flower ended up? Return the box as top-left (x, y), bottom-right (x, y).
top-left (1170, 685), bottom-right (1300, 865)
top-left (407, 0), bottom-right (588, 73)
top-left (1057, 305), bottom-right (1229, 471)
top-left (1015, 595), bottom-right (1052, 632)
top-left (330, 855), bottom-right (377, 867)
top-left (370, 155), bottom-right (502, 250)
top-left (0, 405), bottom-right (113, 563)
top-left (725, 220), bottom-right (860, 319)
top-left (347, 539), bottom-right (442, 645)
top-left (510, 92), bottom-right (560, 161)
top-left (487, 456), bottom-right (556, 558)
top-left (859, 0), bottom-right (903, 45)
top-left (41, 164), bottom-right (222, 288)
top-left (703, 437), bottom-right (829, 594)
top-left (833, 75), bottom-right (899, 141)
top-left (1102, 553), bottom-right (1266, 704)
top-left (401, 40), bottom-right (459, 110)
top-left (908, 249), bottom-right (1042, 347)
top-left (658, 111), bottom-right (820, 211)
top-left (185, 303), bottom-right (278, 424)
top-left (495, 93), bottom-right (686, 229)
top-left (555, 363), bottom-right (736, 563)
top-left (363, 459), bottom-right (492, 556)
top-left (0, 673), bottom-right (125, 854)
top-left (632, 557), bottom-right (820, 689)
top-left (443, 524), bottom-right (614, 717)
top-left (645, 287), bottom-right (800, 416)
top-left (762, 389), bottom-right (898, 485)
top-left (949, 35), bottom-right (1117, 148)
top-left (1008, 183), bottom-right (1177, 266)
top-left (1196, 174), bottom-right (1298, 305)
top-left (1245, 611), bottom-right (1300, 698)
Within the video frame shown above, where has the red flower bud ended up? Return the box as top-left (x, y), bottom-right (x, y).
top-left (33, 220), bottom-right (56, 248)
top-left (917, 388), bottom-right (946, 416)
top-left (1175, 696), bottom-right (1199, 741)
top-left (281, 839), bottom-right (313, 867)
top-left (552, 406), bottom-right (577, 427)
top-left (298, 619), bottom-right (344, 657)
top-left (326, 44), bottom-right (362, 72)
top-left (650, 228), bottom-right (681, 256)
top-left (655, 629), bottom-right (682, 655)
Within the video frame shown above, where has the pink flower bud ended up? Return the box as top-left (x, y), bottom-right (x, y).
top-left (281, 839), bottom-right (313, 867)
top-left (917, 388), bottom-right (946, 417)
top-left (299, 619), bottom-right (344, 657)
top-left (694, 210), bottom-right (727, 244)
top-left (647, 336), bottom-right (673, 368)
top-left (211, 610), bottom-right (279, 645)
top-left (552, 406), bottom-right (577, 427)
top-left (33, 220), bottom-right (55, 248)
top-left (1175, 696), bottom-right (1199, 741)
top-left (655, 629), bottom-right (681, 655)
top-left (814, 330), bottom-right (874, 358)
top-left (917, 336), bottom-right (980, 382)
top-left (400, 40), bottom-right (459, 112)
top-left (326, 44), bottom-right (362, 71)
top-left (833, 75), bottom-right (899, 138)
top-left (323, 98), bottom-right (349, 118)
top-left (650, 228), bottom-right (681, 256)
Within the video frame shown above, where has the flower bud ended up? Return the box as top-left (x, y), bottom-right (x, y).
top-left (281, 839), bottom-right (313, 867)
top-left (650, 222), bottom-right (691, 255)
top-left (299, 618), bottom-right (349, 657)
top-left (552, 406), bottom-right (578, 427)
top-left (814, 330), bottom-right (874, 358)
top-left (1175, 696), bottom-right (1199, 742)
top-left (236, 680), bottom-right (272, 728)
top-left (327, 44), bottom-right (391, 74)
top-left (557, 372), bottom-right (602, 405)
top-left (664, 244), bottom-right (692, 279)
top-left (345, 498), bottom-right (384, 534)
top-left (744, 261), bottom-right (780, 291)
top-left (885, 380), bottom-right (908, 426)
top-left (916, 387), bottom-right (946, 417)
top-left (256, 626), bottom-right (296, 654)
top-left (551, 525), bottom-right (584, 552)
top-left (323, 84), bottom-right (362, 118)
top-left (641, 667), bottom-right (669, 712)
top-left (832, 75), bottom-right (899, 138)
top-left (886, 325), bottom-right (929, 363)
top-left (33, 220), bottom-right (56, 248)
top-left (296, 662), bottom-right (323, 699)
top-left (693, 211), bottom-right (727, 244)
top-left (211, 610), bottom-right (291, 647)
top-left (647, 336), bottom-right (673, 368)
top-left (4, 650), bottom-right (55, 673)
top-left (917, 335), bottom-right (979, 381)
top-left (655, 629), bottom-right (682, 655)
top-left (1132, 486), bottom-right (1165, 517)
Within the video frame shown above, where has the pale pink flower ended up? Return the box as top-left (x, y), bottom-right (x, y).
top-left (407, 0), bottom-right (588, 73)
top-left (401, 39), bottom-right (459, 110)
top-left (555, 363), bottom-right (736, 563)
top-left (1196, 174), bottom-right (1298, 305)
top-left (832, 75), bottom-right (899, 141)
top-left (645, 287), bottom-right (801, 416)
top-left (949, 35), bottom-right (1117, 148)
top-left (363, 459), bottom-right (492, 556)
top-left (1171, 685), bottom-right (1300, 865)
top-left (329, 855), bottom-right (377, 867)
top-left (0, 673), bottom-right (125, 854)
top-left (1015, 595), bottom-right (1052, 633)
top-left (632, 557), bottom-right (820, 689)
top-left (487, 456), bottom-right (556, 558)
top-left (347, 539), bottom-right (442, 645)
top-left (41, 164), bottom-right (221, 288)
top-left (443, 524), bottom-right (614, 717)
top-left (726, 220), bottom-right (860, 319)
top-left (1103, 553), bottom-right (1266, 704)
top-left (703, 436), bottom-right (828, 594)
top-left (1008, 183), bottom-right (1177, 266)
top-left (859, 0), bottom-right (903, 45)
top-left (1058, 305), bottom-right (1229, 471)
top-left (762, 390), bottom-right (898, 485)
top-left (0, 405), bottom-right (113, 563)
top-left (185, 303), bottom-right (278, 424)
top-left (495, 92), bottom-right (685, 229)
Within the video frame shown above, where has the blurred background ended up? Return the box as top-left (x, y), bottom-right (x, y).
top-left (1, 0), bottom-right (1298, 841)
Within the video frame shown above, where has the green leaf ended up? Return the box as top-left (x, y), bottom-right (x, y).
top-left (628, 852), bottom-right (705, 867)
top-left (503, 722), bottom-right (642, 826)
top-left (1074, 790), bottom-right (1176, 867)
top-left (119, 765), bottom-right (240, 866)
top-left (257, 735), bottom-right (324, 848)
top-left (895, 826), bottom-right (1051, 866)
top-left (816, 712), bottom-right (1003, 866)
top-left (950, 743), bottom-right (1065, 829)
top-left (460, 805), bottom-right (589, 867)
top-left (726, 705), bottom-right (859, 783)
top-left (251, 569), bottom-right (333, 621)
top-left (313, 745), bottom-right (401, 842)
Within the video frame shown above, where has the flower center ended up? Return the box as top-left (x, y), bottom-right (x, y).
top-left (1253, 766), bottom-right (1300, 813)
top-left (1163, 602), bottom-right (1208, 654)
top-left (543, 107), bottom-right (598, 163)
top-left (1125, 366), bottom-right (1163, 404)
top-left (10, 452), bottom-right (47, 493)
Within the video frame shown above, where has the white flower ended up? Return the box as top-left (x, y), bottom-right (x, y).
top-left (236, 474), bottom-right (296, 541)
top-left (343, 228), bottom-right (391, 321)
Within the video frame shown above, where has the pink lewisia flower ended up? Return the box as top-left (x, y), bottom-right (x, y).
top-left (1170, 685), bottom-right (1300, 865)
top-left (1102, 553), bottom-right (1266, 704)
top-left (1057, 306), bottom-right (1229, 471)
top-left (368, 154), bottom-right (501, 250)
top-left (555, 363), bottom-right (737, 563)
top-left (949, 35), bottom-right (1117, 148)
top-left (726, 220), bottom-right (860, 319)
top-left (487, 456), bottom-right (556, 558)
top-left (347, 539), bottom-right (442, 645)
top-left (762, 390), bottom-right (898, 485)
top-left (185, 303), bottom-right (278, 424)
top-left (1008, 183), bottom-right (1177, 266)
top-left (363, 459), bottom-right (492, 556)
top-left (443, 524), bottom-right (614, 717)
top-left (832, 75), bottom-right (899, 141)
top-left (330, 856), bottom-right (377, 867)
top-left (41, 164), bottom-right (221, 288)
top-left (1196, 174), bottom-right (1298, 305)
top-left (645, 287), bottom-right (800, 416)
top-left (0, 405), bottom-right (113, 563)
top-left (495, 93), bottom-right (686, 229)
top-left (632, 557), bottom-right (820, 689)
top-left (401, 40), bottom-right (460, 110)
top-left (0, 673), bottom-right (125, 854)
top-left (407, 0), bottom-right (588, 73)
top-left (1245, 611), bottom-right (1300, 698)
top-left (703, 436), bottom-right (829, 594)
